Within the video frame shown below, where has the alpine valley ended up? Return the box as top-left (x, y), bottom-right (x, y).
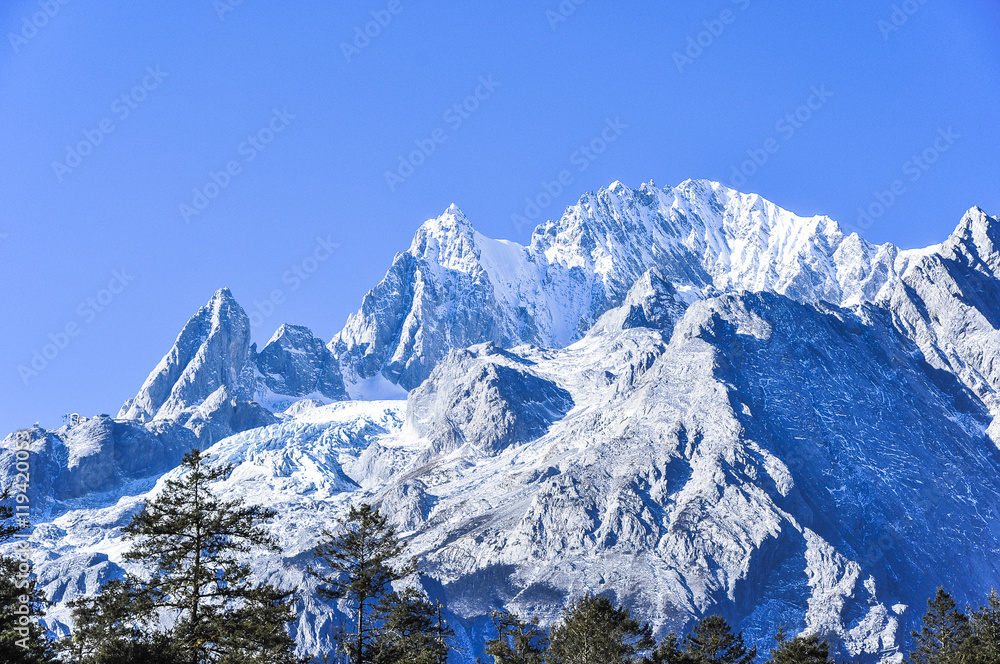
top-left (4, 179), bottom-right (1000, 662)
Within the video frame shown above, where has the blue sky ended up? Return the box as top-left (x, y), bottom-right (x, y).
top-left (1, 0), bottom-right (998, 435)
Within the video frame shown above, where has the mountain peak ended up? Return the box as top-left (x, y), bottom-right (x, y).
top-left (957, 205), bottom-right (996, 236)
top-left (212, 286), bottom-right (236, 300)
top-left (256, 323), bottom-right (348, 406)
top-left (268, 322), bottom-right (312, 343)
top-left (409, 204), bottom-right (480, 269)
top-left (119, 290), bottom-right (253, 422)
top-left (335, 179), bottom-right (914, 390)
top-left (416, 204), bottom-right (471, 233)
top-left (944, 206), bottom-right (1000, 276)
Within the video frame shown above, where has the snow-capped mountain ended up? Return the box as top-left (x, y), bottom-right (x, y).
top-left (0, 289), bottom-right (348, 518)
top-left (121, 287), bottom-right (348, 427)
top-left (2, 180), bottom-right (999, 663)
top-left (331, 180), bottom-right (914, 394)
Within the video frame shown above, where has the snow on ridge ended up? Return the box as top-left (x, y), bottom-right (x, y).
top-left (333, 178), bottom-right (982, 393)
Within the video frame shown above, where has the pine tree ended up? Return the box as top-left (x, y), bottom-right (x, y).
top-left (548, 593), bottom-right (655, 664)
top-left (62, 578), bottom-right (179, 664)
top-left (0, 485), bottom-right (56, 663)
top-left (909, 588), bottom-right (971, 664)
top-left (682, 615), bottom-right (756, 664)
top-left (310, 503), bottom-right (417, 664)
top-left (961, 589), bottom-right (1000, 664)
top-left (65, 449), bottom-right (299, 664)
top-left (482, 608), bottom-right (548, 664)
top-left (765, 626), bottom-right (834, 664)
top-left (372, 587), bottom-right (453, 664)
top-left (644, 633), bottom-right (696, 664)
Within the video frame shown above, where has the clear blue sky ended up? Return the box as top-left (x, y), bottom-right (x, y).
top-left (1, 1), bottom-right (998, 435)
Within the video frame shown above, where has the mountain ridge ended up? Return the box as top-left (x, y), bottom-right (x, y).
top-left (330, 179), bottom-right (989, 399)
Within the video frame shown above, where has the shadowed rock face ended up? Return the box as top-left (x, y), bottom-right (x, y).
top-left (181, 385), bottom-right (277, 448)
top-left (256, 324), bottom-right (348, 402)
top-left (878, 207), bottom-right (1000, 429)
top-left (405, 344), bottom-right (573, 455)
top-left (586, 267), bottom-right (689, 338)
top-left (0, 416), bottom-right (197, 509)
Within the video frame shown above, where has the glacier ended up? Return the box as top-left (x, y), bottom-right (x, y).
top-left (2, 179), bottom-right (999, 662)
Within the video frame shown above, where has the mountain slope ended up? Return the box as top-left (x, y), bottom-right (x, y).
top-left (14, 286), bottom-right (1000, 661)
top-left (878, 207), bottom-right (1000, 431)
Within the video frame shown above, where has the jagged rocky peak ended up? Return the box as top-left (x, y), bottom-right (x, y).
top-left (404, 343), bottom-right (573, 456)
top-left (941, 206), bottom-right (1000, 276)
top-left (256, 323), bottom-right (348, 405)
top-left (875, 206), bottom-right (1000, 422)
top-left (587, 267), bottom-right (690, 337)
top-left (119, 287), bottom-right (253, 422)
top-left (120, 289), bottom-right (349, 426)
top-left (331, 179), bottom-right (913, 394)
top-left (408, 203), bottom-right (480, 267)
top-left (330, 206), bottom-right (540, 392)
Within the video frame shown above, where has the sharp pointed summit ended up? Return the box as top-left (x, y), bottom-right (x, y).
top-left (119, 287), bottom-right (254, 423)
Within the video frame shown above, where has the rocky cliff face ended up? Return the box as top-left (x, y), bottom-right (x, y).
top-left (329, 205), bottom-right (543, 391)
top-left (255, 324), bottom-right (349, 409)
top-left (3, 181), bottom-right (999, 663)
top-left (119, 288), bottom-right (255, 422)
top-left (878, 207), bottom-right (1000, 432)
top-left (405, 343), bottom-right (574, 456)
top-left (0, 416), bottom-right (197, 512)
